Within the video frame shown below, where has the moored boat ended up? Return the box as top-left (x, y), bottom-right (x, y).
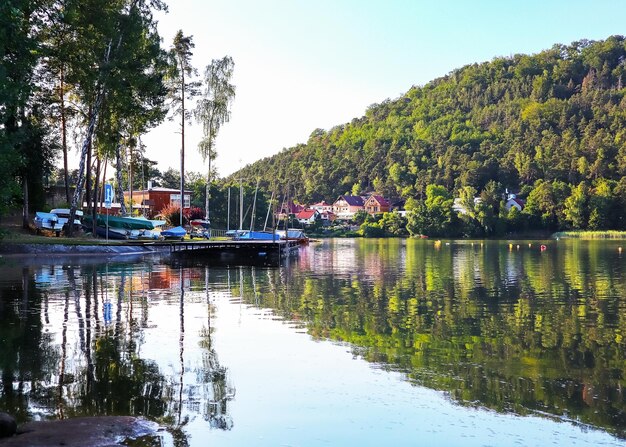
top-left (34, 212), bottom-right (64, 235)
top-left (161, 226), bottom-right (187, 240)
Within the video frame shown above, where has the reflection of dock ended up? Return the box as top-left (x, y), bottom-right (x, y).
top-left (168, 239), bottom-right (301, 266)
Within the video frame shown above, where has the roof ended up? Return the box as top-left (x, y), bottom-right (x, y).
top-left (311, 201), bottom-right (331, 207)
top-left (338, 195), bottom-right (365, 206)
top-left (296, 209), bottom-right (317, 219)
top-left (127, 187), bottom-right (192, 194)
top-left (509, 197), bottom-right (525, 207)
top-left (367, 195), bottom-right (390, 207)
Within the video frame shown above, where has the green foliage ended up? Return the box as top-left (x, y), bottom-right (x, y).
top-left (227, 36), bottom-right (626, 233)
top-left (353, 209), bottom-right (369, 225)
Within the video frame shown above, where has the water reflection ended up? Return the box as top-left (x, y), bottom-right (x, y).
top-left (0, 238), bottom-right (625, 444)
top-left (0, 259), bottom-right (234, 446)
top-left (233, 239), bottom-right (626, 439)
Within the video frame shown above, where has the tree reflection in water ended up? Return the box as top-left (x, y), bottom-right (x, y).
top-left (0, 260), bottom-right (234, 445)
top-left (226, 239), bottom-right (626, 439)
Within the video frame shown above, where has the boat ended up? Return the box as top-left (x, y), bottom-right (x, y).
top-left (94, 225), bottom-right (128, 240)
top-left (190, 219), bottom-right (211, 239)
top-left (34, 212), bottom-right (64, 235)
top-left (161, 226), bottom-right (187, 240)
top-left (50, 208), bottom-right (83, 228)
top-left (276, 228), bottom-right (309, 245)
top-left (236, 230), bottom-right (280, 241)
top-left (83, 214), bottom-right (155, 231)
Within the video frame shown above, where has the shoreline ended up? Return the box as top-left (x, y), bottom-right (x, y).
top-left (0, 242), bottom-right (170, 257)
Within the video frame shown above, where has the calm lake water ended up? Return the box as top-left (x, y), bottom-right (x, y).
top-left (0, 238), bottom-right (625, 446)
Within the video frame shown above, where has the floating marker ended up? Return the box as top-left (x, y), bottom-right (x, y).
top-left (516, 244), bottom-right (520, 250)
top-left (540, 244), bottom-right (547, 251)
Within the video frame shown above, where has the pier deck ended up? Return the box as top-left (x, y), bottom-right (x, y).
top-left (166, 239), bottom-right (301, 266)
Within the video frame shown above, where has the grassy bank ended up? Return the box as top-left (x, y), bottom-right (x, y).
top-left (552, 230), bottom-right (626, 239)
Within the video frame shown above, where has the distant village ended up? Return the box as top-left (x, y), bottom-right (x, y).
top-left (87, 181), bottom-right (526, 228)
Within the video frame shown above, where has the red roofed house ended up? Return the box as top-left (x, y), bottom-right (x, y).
top-left (332, 195), bottom-right (365, 220)
top-left (364, 195), bottom-right (391, 215)
top-left (295, 209), bottom-right (319, 226)
top-left (124, 181), bottom-right (192, 218)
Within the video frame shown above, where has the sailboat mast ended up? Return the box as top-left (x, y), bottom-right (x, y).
top-left (227, 187), bottom-right (230, 232)
top-left (239, 179), bottom-right (243, 230)
top-left (249, 179), bottom-right (259, 231)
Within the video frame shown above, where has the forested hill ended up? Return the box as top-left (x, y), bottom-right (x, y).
top-left (231, 36), bottom-right (626, 208)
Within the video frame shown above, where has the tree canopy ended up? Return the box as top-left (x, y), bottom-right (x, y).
top-left (231, 35), bottom-right (626, 234)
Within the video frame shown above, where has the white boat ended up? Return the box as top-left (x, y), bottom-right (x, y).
top-left (34, 212), bottom-right (64, 235)
top-left (50, 208), bottom-right (83, 228)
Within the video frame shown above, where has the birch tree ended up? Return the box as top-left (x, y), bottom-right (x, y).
top-left (195, 56), bottom-right (236, 223)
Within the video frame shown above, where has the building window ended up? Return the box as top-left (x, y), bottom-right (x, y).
top-left (170, 194), bottom-right (190, 208)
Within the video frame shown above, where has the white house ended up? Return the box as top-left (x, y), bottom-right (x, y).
top-left (505, 197), bottom-right (525, 212)
top-left (295, 209), bottom-right (319, 225)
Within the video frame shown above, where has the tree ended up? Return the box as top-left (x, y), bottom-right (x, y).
top-left (66, 0), bottom-right (169, 235)
top-left (195, 56), bottom-right (236, 222)
top-left (168, 30), bottom-right (200, 226)
top-left (563, 182), bottom-right (589, 229)
top-left (0, 0), bottom-right (57, 225)
top-left (406, 185), bottom-right (456, 237)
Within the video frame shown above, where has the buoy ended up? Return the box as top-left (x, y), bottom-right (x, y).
top-left (516, 244), bottom-right (520, 250)
top-left (528, 243), bottom-right (532, 248)
top-left (509, 243), bottom-right (513, 250)
top-left (619, 247), bottom-right (623, 254)
top-left (540, 244), bottom-right (547, 251)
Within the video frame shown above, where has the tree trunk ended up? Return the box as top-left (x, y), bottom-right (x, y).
top-left (180, 63), bottom-right (186, 227)
top-left (115, 141), bottom-right (127, 216)
top-left (22, 177), bottom-right (29, 229)
top-left (91, 156), bottom-right (101, 237)
top-left (68, 93), bottom-right (101, 236)
top-left (129, 142), bottom-right (133, 216)
top-left (60, 66), bottom-right (70, 204)
top-left (205, 156), bottom-right (210, 222)
top-left (85, 106), bottom-right (93, 213)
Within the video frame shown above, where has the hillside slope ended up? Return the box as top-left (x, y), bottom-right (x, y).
top-left (231, 36), bottom-right (626, 207)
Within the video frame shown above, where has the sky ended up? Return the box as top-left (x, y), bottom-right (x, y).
top-left (134, 0), bottom-right (626, 179)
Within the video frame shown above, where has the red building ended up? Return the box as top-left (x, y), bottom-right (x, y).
top-left (124, 185), bottom-right (192, 218)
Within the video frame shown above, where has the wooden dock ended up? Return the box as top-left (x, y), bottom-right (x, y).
top-left (167, 239), bottom-right (301, 266)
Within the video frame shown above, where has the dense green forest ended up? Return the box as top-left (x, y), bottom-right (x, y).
top-left (233, 36), bottom-right (626, 236)
top-left (3, 13), bottom-right (626, 237)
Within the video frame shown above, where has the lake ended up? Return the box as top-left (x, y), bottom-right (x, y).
top-left (0, 238), bottom-right (625, 446)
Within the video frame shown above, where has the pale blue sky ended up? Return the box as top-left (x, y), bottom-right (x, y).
top-left (138, 0), bottom-right (626, 178)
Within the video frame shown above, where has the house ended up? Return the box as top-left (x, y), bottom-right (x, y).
top-left (310, 200), bottom-right (333, 213)
top-left (332, 195), bottom-right (365, 220)
top-left (319, 210), bottom-right (337, 225)
top-left (364, 195), bottom-right (390, 215)
top-left (452, 197), bottom-right (482, 215)
top-left (295, 209), bottom-right (319, 225)
top-left (124, 181), bottom-right (192, 217)
top-left (505, 197), bottom-right (525, 212)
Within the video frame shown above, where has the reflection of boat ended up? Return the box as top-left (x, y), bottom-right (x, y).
top-left (162, 226), bottom-right (187, 240)
top-left (34, 212), bottom-right (64, 235)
